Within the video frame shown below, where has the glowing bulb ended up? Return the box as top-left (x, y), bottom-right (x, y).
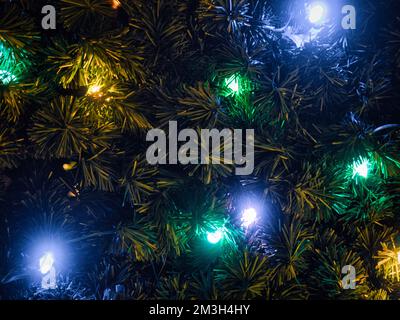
top-left (308, 3), bottom-right (326, 24)
top-left (87, 84), bottom-right (105, 98)
top-left (88, 85), bottom-right (101, 94)
top-left (0, 70), bottom-right (16, 84)
top-left (352, 158), bottom-right (370, 179)
top-left (63, 161), bottom-right (77, 171)
top-left (39, 252), bottom-right (54, 275)
top-left (241, 207), bottom-right (257, 228)
top-left (397, 251), bottom-right (400, 264)
top-left (225, 75), bottom-right (239, 93)
top-left (111, 0), bottom-right (121, 9)
top-left (207, 229), bottom-right (223, 244)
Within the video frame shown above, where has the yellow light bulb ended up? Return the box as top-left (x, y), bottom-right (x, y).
top-left (63, 161), bottom-right (77, 171)
top-left (88, 85), bottom-right (104, 98)
top-left (89, 85), bottom-right (100, 94)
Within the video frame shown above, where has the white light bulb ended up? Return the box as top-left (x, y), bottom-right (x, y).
top-left (308, 4), bottom-right (326, 24)
top-left (241, 207), bottom-right (257, 228)
top-left (39, 252), bottom-right (54, 275)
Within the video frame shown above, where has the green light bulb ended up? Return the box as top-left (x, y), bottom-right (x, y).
top-left (0, 70), bottom-right (16, 84)
top-left (206, 229), bottom-right (223, 244)
top-left (225, 75), bottom-right (239, 93)
top-left (0, 43), bottom-right (19, 84)
top-left (352, 157), bottom-right (370, 179)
